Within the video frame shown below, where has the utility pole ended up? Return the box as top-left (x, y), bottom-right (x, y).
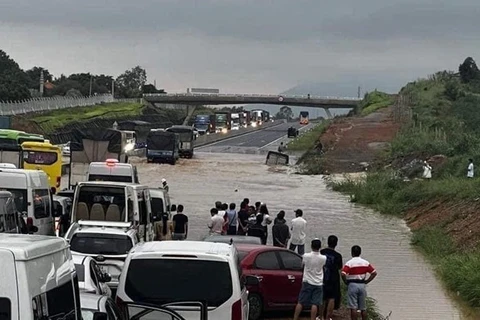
top-left (111, 79), bottom-right (115, 98)
top-left (357, 86), bottom-right (361, 98)
top-left (39, 69), bottom-right (44, 97)
top-left (89, 76), bottom-right (93, 96)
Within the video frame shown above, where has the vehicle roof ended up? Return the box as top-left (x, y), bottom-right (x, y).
top-left (77, 181), bottom-right (144, 188)
top-left (204, 235), bottom-right (262, 245)
top-left (80, 292), bottom-right (107, 310)
top-left (72, 224), bottom-right (136, 237)
top-left (132, 241), bottom-right (234, 256)
top-left (0, 234), bottom-right (69, 260)
top-left (0, 168), bottom-right (48, 176)
top-left (234, 243), bottom-right (274, 253)
top-left (148, 188), bottom-right (167, 197)
top-left (89, 162), bottom-right (133, 167)
top-left (0, 190), bottom-right (13, 198)
top-left (167, 125), bottom-right (194, 130)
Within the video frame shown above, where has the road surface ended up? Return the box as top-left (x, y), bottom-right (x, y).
top-left (196, 122), bottom-right (313, 154)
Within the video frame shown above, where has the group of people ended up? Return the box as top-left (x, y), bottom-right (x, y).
top-left (294, 237), bottom-right (378, 320)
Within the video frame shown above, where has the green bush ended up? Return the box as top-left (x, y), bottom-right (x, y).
top-left (359, 91), bottom-right (394, 116)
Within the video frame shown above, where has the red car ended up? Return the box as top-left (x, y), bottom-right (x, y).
top-left (236, 244), bottom-right (304, 320)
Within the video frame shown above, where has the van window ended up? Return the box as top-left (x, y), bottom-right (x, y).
top-left (151, 198), bottom-right (164, 215)
top-left (0, 198), bottom-right (18, 233)
top-left (70, 233), bottom-right (133, 255)
top-left (2, 189), bottom-right (27, 213)
top-left (0, 297), bottom-right (11, 320)
top-left (32, 279), bottom-right (76, 320)
top-left (33, 189), bottom-right (50, 219)
top-left (125, 259), bottom-right (233, 307)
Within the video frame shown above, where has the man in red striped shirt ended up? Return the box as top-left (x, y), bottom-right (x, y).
top-left (341, 245), bottom-right (377, 320)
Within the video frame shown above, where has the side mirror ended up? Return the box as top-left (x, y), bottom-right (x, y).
top-left (244, 275), bottom-right (260, 286)
top-left (101, 273), bottom-right (112, 283)
top-left (170, 204), bottom-right (176, 212)
top-left (93, 312), bottom-right (108, 320)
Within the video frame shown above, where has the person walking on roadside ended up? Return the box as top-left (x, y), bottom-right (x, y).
top-left (247, 215), bottom-right (266, 242)
top-left (272, 211), bottom-right (290, 248)
top-left (342, 245), bottom-right (378, 320)
top-left (237, 202), bottom-right (250, 235)
top-left (293, 239), bottom-right (327, 320)
top-left (467, 158), bottom-right (474, 178)
top-left (422, 160), bottom-right (432, 179)
top-left (225, 203), bottom-right (238, 235)
top-left (320, 235), bottom-right (343, 320)
top-left (172, 205), bottom-right (188, 240)
top-left (290, 209), bottom-right (307, 255)
top-left (208, 208), bottom-right (224, 235)
top-left (161, 178), bottom-right (169, 192)
top-left (155, 213), bottom-right (173, 241)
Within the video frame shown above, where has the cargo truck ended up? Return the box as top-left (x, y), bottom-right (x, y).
top-left (231, 113), bottom-right (241, 130)
top-left (241, 111), bottom-right (251, 128)
top-left (146, 130), bottom-right (179, 164)
top-left (165, 125), bottom-right (195, 158)
top-left (193, 114), bottom-right (211, 135)
top-left (214, 112), bottom-right (231, 133)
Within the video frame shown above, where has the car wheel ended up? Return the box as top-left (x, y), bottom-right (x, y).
top-left (248, 293), bottom-right (263, 320)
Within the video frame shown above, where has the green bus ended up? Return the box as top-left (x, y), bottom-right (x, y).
top-left (0, 130), bottom-right (45, 147)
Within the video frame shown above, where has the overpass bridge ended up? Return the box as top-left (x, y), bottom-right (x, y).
top-left (143, 93), bottom-right (362, 119)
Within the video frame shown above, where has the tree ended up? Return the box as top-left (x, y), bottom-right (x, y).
top-left (25, 67), bottom-right (53, 90)
top-left (0, 50), bottom-right (31, 101)
top-left (142, 84), bottom-right (165, 94)
top-left (459, 57), bottom-right (480, 83)
top-left (115, 66), bottom-right (147, 98)
top-left (275, 106), bottom-right (294, 120)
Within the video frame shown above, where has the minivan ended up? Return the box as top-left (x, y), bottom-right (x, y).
top-left (116, 241), bottom-right (250, 320)
top-left (0, 234), bottom-right (82, 320)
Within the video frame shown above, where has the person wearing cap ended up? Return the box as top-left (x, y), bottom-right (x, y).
top-left (290, 209), bottom-right (307, 255)
top-left (161, 178), bottom-right (169, 193)
top-left (293, 239), bottom-right (327, 320)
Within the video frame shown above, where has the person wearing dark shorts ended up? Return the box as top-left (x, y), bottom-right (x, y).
top-left (293, 239), bottom-right (327, 320)
top-left (320, 235), bottom-right (343, 320)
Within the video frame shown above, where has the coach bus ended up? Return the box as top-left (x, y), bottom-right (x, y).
top-left (21, 141), bottom-right (62, 191)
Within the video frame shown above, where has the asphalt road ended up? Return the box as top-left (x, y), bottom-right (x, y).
top-left (196, 122), bottom-right (304, 153)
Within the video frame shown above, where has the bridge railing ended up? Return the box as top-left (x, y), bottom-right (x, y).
top-left (144, 93), bottom-right (362, 101)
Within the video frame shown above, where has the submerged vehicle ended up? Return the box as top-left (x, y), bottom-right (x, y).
top-left (165, 125), bottom-right (195, 158)
top-left (146, 130), bottom-right (179, 164)
top-left (299, 111), bottom-right (309, 125)
top-left (214, 112), bottom-right (231, 133)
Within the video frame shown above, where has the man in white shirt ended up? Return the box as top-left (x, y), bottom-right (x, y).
top-left (293, 239), bottom-right (327, 320)
top-left (208, 208), bottom-right (224, 235)
top-left (290, 209), bottom-right (307, 255)
top-left (467, 158), bottom-right (474, 178)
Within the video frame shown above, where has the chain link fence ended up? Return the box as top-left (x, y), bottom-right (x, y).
top-left (0, 94), bottom-right (121, 116)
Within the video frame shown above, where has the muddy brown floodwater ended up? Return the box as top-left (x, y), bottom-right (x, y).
top-left (128, 152), bottom-right (463, 320)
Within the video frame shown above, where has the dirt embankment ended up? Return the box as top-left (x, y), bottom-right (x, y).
top-left (319, 107), bottom-right (401, 173)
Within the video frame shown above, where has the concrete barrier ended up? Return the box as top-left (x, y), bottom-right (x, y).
top-left (194, 120), bottom-right (286, 148)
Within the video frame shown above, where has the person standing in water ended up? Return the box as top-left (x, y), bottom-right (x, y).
top-left (467, 158), bottom-right (474, 178)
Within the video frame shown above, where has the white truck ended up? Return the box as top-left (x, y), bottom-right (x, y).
top-left (0, 234), bottom-right (82, 320)
top-left (231, 113), bottom-right (241, 130)
top-left (87, 159), bottom-right (139, 183)
top-left (68, 128), bottom-right (131, 188)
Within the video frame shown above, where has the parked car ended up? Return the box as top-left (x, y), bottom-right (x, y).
top-left (236, 244), bottom-right (304, 320)
top-left (81, 292), bottom-right (194, 320)
top-left (116, 241), bottom-right (251, 320)
top-left (73, 254), bottom-right (112, 297)
top-left (204, 234), bottom-right (262, 245)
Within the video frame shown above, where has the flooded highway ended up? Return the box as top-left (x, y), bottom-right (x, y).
top-left (131, 152), bottom-right (463, 320)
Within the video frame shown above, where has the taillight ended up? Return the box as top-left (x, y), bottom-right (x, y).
top-left (56, 177), bottom-right (61, 188)
top-left (231, 299), bottom-right (242, 320)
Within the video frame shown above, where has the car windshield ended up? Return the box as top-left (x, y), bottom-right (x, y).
top-left (125, 259), bottom-right (233, 307)
top-left (70, 233), bottom-right (133, 255)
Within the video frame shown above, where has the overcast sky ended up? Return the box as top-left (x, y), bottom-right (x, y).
top-left (1, 0), bottom-right (478, 96)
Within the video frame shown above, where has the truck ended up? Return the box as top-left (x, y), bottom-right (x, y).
top-left (214, 112), bottom-right (232, 133)
top-left (240, 111), bottom-right (251, 128)
top-left (262, 110), bottom-right (271, 123)
top-left (146, 130), bottom-right (179, 164)
top-left (68, 128), bottom-right (129, 188)
top-left (165, 125), bottom-right (195, 158)
top-left (300, 111), bottom-right (310, 124)
top-left (193, 115), bottom-right (211, 135)
top-left (231, 113), bottom-right (241, 130)
top-left (251, 109), bottom-right (264, 126)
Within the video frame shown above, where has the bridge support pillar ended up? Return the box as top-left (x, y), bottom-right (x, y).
top-left (324, 108), bottom-right (333, 119)
top-left (183, 105), bottom-right (197, 126)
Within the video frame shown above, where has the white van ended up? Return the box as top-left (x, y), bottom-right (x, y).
top-left (116, 241), bottom-right (250, 320)
top-left (0, 234), bottom-right (82, 320)
top-left (0, 169), bottom-right (56, 236)
top-left (65, 181), bottom-right (154, 242)
top-left (87, 159), bottom-right (139, 184)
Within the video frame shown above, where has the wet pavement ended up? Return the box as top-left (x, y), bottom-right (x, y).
top-left (130, 152), bottom-right (463, 320)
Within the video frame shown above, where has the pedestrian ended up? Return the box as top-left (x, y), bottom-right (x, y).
top-left (221, 203), bottom-right (229, 234)
top-left (257, 204), bottom-right (272, 245)
top-left (255, 201), bottom-right (261, 214)
top-left (243, 198), bottom-right (250, 207)
top-left (272, 211), bottom-right (290, 248)
top-left (172, 204), bottom-right (188, 240)
top-left (161, 178), bottom-right (169, 192)
top-left (422, 160), bottom-right (432, 179)
top-left (208, 208), bottom-right (224, 235)
top-left (278, 142), bottom-right (286, 153)
top-left (237, 202), bottom-right (250, 235)
top-left (467, 158), bottom-right (474, 178)
top-left (290, 209), bottom-right (307, 255)
top-left (247, 206), bottom-right (257, 225)
top-left (155, 213), bottom-right (173, 241)
top-left (320, 235), bottom-right (343, 320)
top-left (342, 245), bottom-right (378, 320)
top-left (225, 203), bottom-right (238, 235)
top-left (293, 239), bottom-right (327, 320)
top-left (247, 215), bottom-right (266, 242)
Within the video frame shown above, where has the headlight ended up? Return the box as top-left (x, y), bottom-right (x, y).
top-left (124, 143), bottom-right (134, 151)
top-left (251, 122), bottom-right (257, 127)
top-left (222, 128), bottom-right (228, 134)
